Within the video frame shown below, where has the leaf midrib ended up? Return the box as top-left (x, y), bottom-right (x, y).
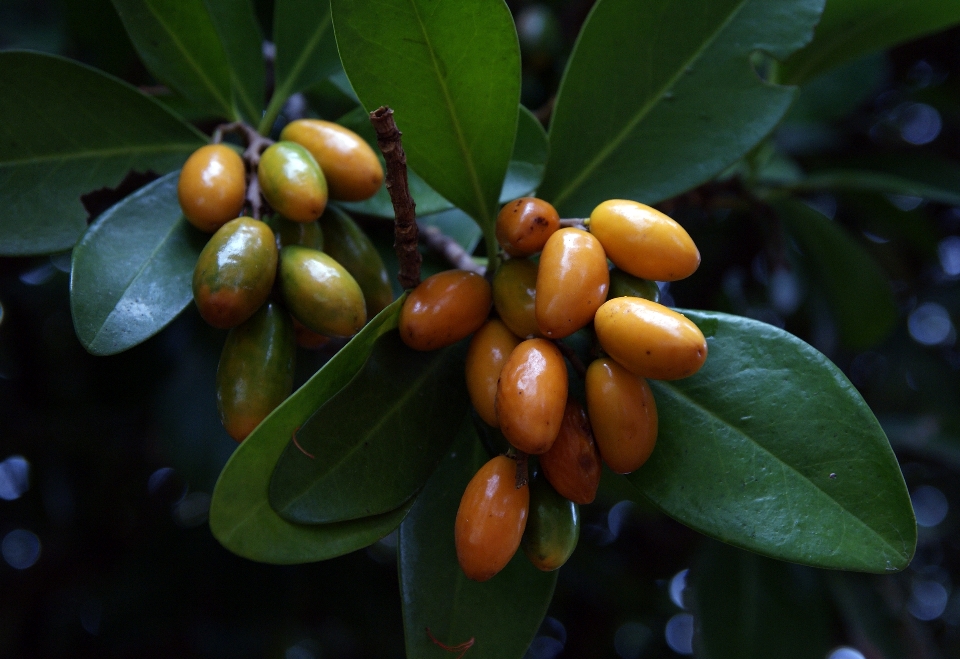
top-left (550, 0), bottom-right (750, 210)
top-left (277, 348), bottom-right (452, 512)
top-left (654, 381), bottom-right (908, 562)
top-left (407, 0), bottom-right (490, 226)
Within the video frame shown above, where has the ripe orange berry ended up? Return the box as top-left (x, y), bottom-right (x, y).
top-left (257, 141), bottom-right (328, 222)
top-left (539, 397), bottom-right (602, 504)
top-left (495, 197), bottom-right (560, 257)
top-left (492, 258), bottom-right (540, 339)
top-left (399, 270), bottom-right (492, 351)
top-left (586, 357), bottom-right (658, 474)
top-left (455, 455), bottom-right (529, 582)
top-left (280, 119), bottom-right (384, 201)
top-left (465, 319), bottom-right (521, 428)
top-left (594, 297), bottom-right (707, 380)
top-left (496, 338), bottom-right (568, 454)
top-left (535, 227), bottom-right (609, 339)
top-left (178, 144), bottom-right (246, 233)
top-left (589, 199), bottom-right (700, 281)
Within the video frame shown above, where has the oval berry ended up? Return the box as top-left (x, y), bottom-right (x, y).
top-left (257, 141), bottom-right (328, 222)
top-left (455, 455), bottom-right (528, 582)
top-left (521, 474), bottom-right (579, 572)
top-left (492, 257), bottom-right (540, 339)
top-left (535, 228), bottom-right (609, 339)
top-left (399, 270), bottom-right (492, 351)
top-left (495, 197), bottom-right (560, 257)
top-left (279, 245), bottom-right (366, 338)
top-left (539, 397), bottom-right (602, 504)
top-left (465, 319), bottom-right (522, 428)
top-left (178, 144), bottom-right (246, 233)
top-left (320, 208), bottom-right (394, 319)
top-left (192, 217), bottom-right (277, 329)
top-left (280, 119), bottom-right (384, 201)
top-left (586, 357), bottom-right (658, 474)
top-left (594, 297), bottom-right (707, 380)
top-left (589, 199), bottom-right (700, 281)
top-left (496, 338), bottom-right (568, 454)
top-left (216, 301), bottom-right (296, 442)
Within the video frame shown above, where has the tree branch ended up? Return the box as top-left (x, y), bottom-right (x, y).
top-left (418, 223), bottom-right (485, 275)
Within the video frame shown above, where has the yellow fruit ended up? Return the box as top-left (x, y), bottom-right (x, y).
top-left (257, 141), bottom-right (327, 222)
top-left (465, 319), bottom-right (522, 428)
top-left (278, 245), bottom-right (366, 338)
top-left (535, 228), bottom-right (609, 339)
top-left (496, 338), bottom-right (568, 454)
top-left (399, 270), bottom-right (492, 352)
top-left (586, 357), bottom-right (658, 474)
top-left (495, 197), bottom-right (560, 257)
top-left (178, 144), bottom-right (246, 233)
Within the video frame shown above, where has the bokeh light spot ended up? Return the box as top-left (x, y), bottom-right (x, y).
top-left (2, 529), bottom-right (41, 569)
top-left (912, 485), bottom-right (949, 527)
top-left (908, 303), bottom-right (954, 346)
top-left (664, 613), bottom-right (694, 655)
top-left (0, 455), bottom-right (30, 500)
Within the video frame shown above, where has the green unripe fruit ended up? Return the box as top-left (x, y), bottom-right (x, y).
top-left (319, 207), bottom-right (394, 319)
top-left (257, 141), bottom-right (328, 222)
top-left (521, 474), bottom-right (580, 571)
top-left (265, 214), bottom-right (324, 251)
top-left (193, 217), bottom-right (278, 329)
top-left (492, 257), bottom-right (540, 339)
top-left (279, 245), bottom-right (367, 338)
top-left (216, 301), bottom-right (296, 442)
top-left (609, 268), bottom-right (660, 303)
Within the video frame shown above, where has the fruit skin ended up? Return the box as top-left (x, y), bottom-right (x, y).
top-left (492, 258), bottom-right (541, 339)
top-left (594, 297), bottom-right (708, 380)
top-left (495, 197), bottom-right (560, 257)
top-left (539, 397), bottom-right (602, 504)
top-left (465, 319), bottom-right (522, 428)
top-left (292, 316), bottom-right (330, 350)
top-left (455, 455), bottom-right (529, 582)
top-left (521, 474), bottom-right (580, 571)
top-left (193, 217), bottom-right (278, 329)
top-left (535, 227), bottom-right (609, 339)
top-left (265, 214), bottom-right (324, 251)
top-left (278, 245), bottom-right (366, 338)
top-left (496, 338), bottom-right (568, 454)
top-left (399, 270), bottom-right (492, 352)
top-left (216, 301), bottom-right (296, 442)
top-left (178, 144), bottom-right (247, 233)
top-left (589, 199), bottom-right (700, 281)
top-left (320, 207), bottom-right (394, 319)
top-left (586, 357), bottom-right (658, 474)
top-left (280, 119), bottom-right (384, 201)
top-left (609, 268), bottom-right (660, 303)
top-left (257, 141), bottom-right (328, 222)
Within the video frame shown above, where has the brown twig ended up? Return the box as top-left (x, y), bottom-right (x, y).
top-left (370, 106), bottom-right (421, 289)
top-left (515, 451), bottom-right (529, 489)
top-left (554, 339), bottom-right (587, 379)
top-left (212, 121), bottom-right (274, 219)
top-left (419, 224), bottom-right (485, 276)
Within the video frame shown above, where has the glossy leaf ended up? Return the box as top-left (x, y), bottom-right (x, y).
top-left (399, 420), bottom-right (557, 659)
top-left (0, 51), bottom-right (205, 256)
top-left (265, 0), bottom-right (341, 132)
top-left (70, 171), bottom-right (205, 355)
top-left (691, 541), bottom-right (831, 659)
top-left (202, 0), bottom-right (266, 123)
top-left (787, 156), bottom-right (960, 206)
top-left (538, 0), bottom-right (825, 216)
top-left (781, 0), bottom-right (960, 84)
top-left (500, 104), bottom-right (549, 202)
top-left (420, 209), bottom-right (483, 255)
top-left (270, 331), bottom-right (470, 524)
top-left (625, 309), bottom-right (916, 573)
top-left (111, 0), bottom-right (236, 119)
top-left (209, 298), bottom-right (412, 564)
top-left (332, 0), bottom-right (521, 228)
top-left (777, 198), bottom-right (897, 349)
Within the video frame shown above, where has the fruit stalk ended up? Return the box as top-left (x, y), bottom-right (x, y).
top-left (370, 106), bottom-right (421, 289)
top-left (211, 121), bottom-right (275, 220)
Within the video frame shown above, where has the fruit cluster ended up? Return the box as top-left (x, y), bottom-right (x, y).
top-left (399, 197), bottom-right (708, 581)
top-left (177, 120), bottom-right (391, 441)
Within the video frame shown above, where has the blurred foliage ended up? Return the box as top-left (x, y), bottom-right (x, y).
top-left (1, 1), bottom-right (960, 658)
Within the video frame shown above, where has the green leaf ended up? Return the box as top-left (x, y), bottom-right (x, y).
top-left (270, 332), bottom-right (470, 524)
top-left (264, 0), bottom-right (340, 132)
top-left (777, 198), bottom-right (897, 349)
top-left (70, 171), bottom-right (205, 356)
top-left (111, 0), bottom-right (236, 119)
top-left (625, 309), bottom-right (916, 573)
top-left (209, 297), bottom-right (411, 564)
top-left (0, 51), bottom-right (205, 256)
top-left (398, 420), bottom-right (557, 659)
top-left (202, 0), bottom-right (266, 123)
top-left (500, 104), bottom-right (549, 202)
top-left (782, 0), bottom-right (960, 84)
top-left (537, 0), bottom-right (825, 216)
top-left (691, 541), bottom-right (831, 659)
top-left (332, 0), bottom-right (521, 229)
top-left (785, 156), bottom-right (960, 206)
top-left (419, 209), bottom-right (483, 255)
